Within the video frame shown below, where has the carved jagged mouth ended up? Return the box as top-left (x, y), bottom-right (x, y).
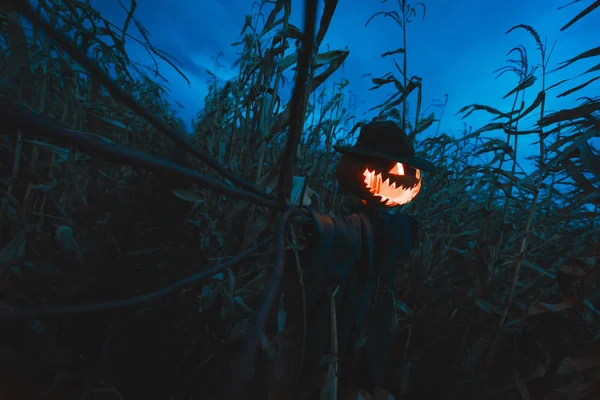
top-left (362, 167), bottom-right (422, 206)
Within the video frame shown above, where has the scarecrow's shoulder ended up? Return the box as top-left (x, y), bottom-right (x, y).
top-left (301, 208), bottom-right (364, 248)
top-left (297, 208), bottom-right (366, 281)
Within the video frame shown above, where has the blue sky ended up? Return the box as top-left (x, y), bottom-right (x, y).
top-left (91, 0), bottom-right (597, 170)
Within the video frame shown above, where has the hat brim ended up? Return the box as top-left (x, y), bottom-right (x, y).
top-left (334, 145), bottom-right (437, 173)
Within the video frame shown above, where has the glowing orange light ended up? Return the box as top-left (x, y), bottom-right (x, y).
top-left (362, 162), bottom-right (421, 206)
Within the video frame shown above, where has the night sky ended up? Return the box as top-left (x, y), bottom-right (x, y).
top-left (91, 0), bottom-right (597, 171)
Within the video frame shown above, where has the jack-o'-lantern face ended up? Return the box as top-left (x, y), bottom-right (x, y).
top-left (362, 162), bottom-right (422, 206)
top-left (335, 154), bottom-right (422, 208)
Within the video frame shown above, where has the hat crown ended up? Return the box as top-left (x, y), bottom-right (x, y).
top-left (355, 121), bottom-right (415, 159)
top-left (333, 119), bottom-right (436, 173)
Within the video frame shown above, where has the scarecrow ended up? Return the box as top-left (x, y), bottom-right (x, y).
top-left (280, 120), bottom-right (436, 399)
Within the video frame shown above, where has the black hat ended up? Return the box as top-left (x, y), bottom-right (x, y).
top-left (333, 120), bottom-right (436, 173)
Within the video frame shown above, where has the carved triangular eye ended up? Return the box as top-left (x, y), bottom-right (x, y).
top-left (388, 162), bottom-right (405, 176)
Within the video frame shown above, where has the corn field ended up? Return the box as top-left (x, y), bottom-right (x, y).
top-left (1, 0), bottom-right (600, 399)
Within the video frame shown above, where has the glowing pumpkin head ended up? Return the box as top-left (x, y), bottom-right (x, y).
top-left (334, 121), bottom-right (436, 208)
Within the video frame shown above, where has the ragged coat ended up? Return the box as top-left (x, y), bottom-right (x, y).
top-left (285, 205), bottom-right (417, 397)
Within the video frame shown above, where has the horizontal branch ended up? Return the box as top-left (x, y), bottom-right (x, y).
top-left (0, 97), bottom-right (288, 210)
top-left (0, 237), bottom-right (272, 320)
